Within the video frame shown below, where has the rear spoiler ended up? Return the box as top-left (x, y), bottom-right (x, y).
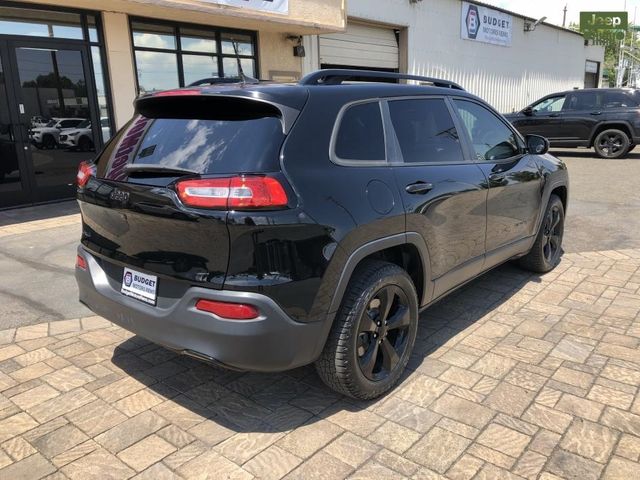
top-left (134, 91), bottom-right (302, 134)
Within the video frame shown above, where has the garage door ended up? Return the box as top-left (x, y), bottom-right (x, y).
top-left (319, 22), bottom-right (399, 70)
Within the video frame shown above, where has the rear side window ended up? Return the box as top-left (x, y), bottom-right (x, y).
top-left (388, 98), bottom-right (463, 164)
top-left (603, 91), bottom-right (638, 108)
top-left (96, 102), bottom-right (285, 181)
top-left (564, 91), bottom-right (602, 111)
top-left (334, 102), bottom-right (385, 162)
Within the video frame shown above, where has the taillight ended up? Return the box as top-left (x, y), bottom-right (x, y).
top-left (76, 161), bottom-right (96, 187)
top-left (175, 176), bottom-right (288, 210)
top-left (154, 89), bottom-right (201, 97)
top-left (76, 254), bottom-right (87, 270)
top-left (195, 299), bottom-right (260, 320)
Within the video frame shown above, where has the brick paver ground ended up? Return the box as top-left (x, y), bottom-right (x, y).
top-left (1, 248), bottom-right (640, 479)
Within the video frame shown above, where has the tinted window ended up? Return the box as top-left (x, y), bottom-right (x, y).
top-left (603, 91), bottom-right (638, 108)
top-left (60, 120), bottom-right (82, 128)
top-left (532, 96), bottom-right (565, 113)
top-left (564, 91), bottom-right (602, 111)
top-left (388, 98), bottom-right (463, 163)
top-left (335, 102), bottom-right (385, 161)
top-left (454, 100), bottom-right (520, 161)
top-left (96, 111), bottom-right (285, 180)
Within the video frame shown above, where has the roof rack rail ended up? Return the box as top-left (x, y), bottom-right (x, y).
top-left (299, 69), bottom-right (464, 90)
top-left (187, 77), bottom-right (260, 87)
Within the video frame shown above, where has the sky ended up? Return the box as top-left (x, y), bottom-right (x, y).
top-left (482, 0), bottom-right (640, 27)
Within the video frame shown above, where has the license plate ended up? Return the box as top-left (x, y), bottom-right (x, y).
top-left (121, 267), bottom-right (158, 305)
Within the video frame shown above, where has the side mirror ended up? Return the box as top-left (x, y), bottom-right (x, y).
top-left (523, 106), bottom-right (534, 116)
top-left (526, 135), bottom-right (549, 155)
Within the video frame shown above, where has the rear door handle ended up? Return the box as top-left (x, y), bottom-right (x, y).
top-left (591, 111), bottom-right (602, 115)
top-left (405, 182), bottom-right (433, 194)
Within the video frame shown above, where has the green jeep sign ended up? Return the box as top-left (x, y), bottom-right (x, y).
top-left (580, 11), bottom-right (628, 46)
top-left (580, 11), bottom-right (628, 30)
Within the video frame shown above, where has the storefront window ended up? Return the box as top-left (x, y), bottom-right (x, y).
top-left (131, 20), bottom-right (258, 93)
top-left (134, 50), bottom-right (180, 93)
top-left (181, 28), bottom-right (217, 53)
top-left (0, 6), bottom-right (113, 144)
top-left (132, 22), bottom-right (176, 49)
top-left (182, 54), bottom-right (219, 86)
top-left (0, 7), bottom-right (83, 40)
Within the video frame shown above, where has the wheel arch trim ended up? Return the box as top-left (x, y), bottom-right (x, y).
top-left (589, 121), bottom-right (634, 146)
top-left (328, 233), bottom-right (433, 315)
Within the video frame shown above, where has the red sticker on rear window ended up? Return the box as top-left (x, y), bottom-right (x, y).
top-left (105, 116), bottom-right (152, 181)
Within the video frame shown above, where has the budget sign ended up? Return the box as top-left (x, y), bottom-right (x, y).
top-left (461, 2), bottom-right (512, 47)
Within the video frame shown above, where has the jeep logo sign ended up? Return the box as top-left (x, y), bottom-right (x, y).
top-left (461, 2), bottom-right (512, 47)
top-left (466, 5), bottom-right (480, 39)
top-left (580, 11), bottom-right (627, 47)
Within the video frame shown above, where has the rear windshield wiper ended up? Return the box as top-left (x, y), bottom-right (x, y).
top-left (124, 164), bottom-right (199, 176)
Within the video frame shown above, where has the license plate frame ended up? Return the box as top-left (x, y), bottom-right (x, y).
top-left (121, 267), bottom-right (158, 306)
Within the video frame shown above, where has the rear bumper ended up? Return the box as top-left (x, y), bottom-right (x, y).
top-left (75, 246), bottom-right (327, 372)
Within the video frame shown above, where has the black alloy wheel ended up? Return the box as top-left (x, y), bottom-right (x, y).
top-left (594, 129), bottom-right (630, 159)
top-left (542, 203), bottom-right (562, 265)
top-left (315, 260), bottom-right (419, 399)
top-left (356, 285), bottom-right (411, 381)
top-left (519, 194), bottom-right (564, 273)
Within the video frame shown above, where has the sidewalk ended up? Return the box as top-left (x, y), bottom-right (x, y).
top-left (0, 249), bottom-right (639, 479)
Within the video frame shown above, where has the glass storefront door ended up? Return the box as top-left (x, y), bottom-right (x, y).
top-left (0, 38), bottom-right (101, 207)
top-left (0, 41), bottom-right (31, 207)
top-left (0, 4), bottom-right (111, 209)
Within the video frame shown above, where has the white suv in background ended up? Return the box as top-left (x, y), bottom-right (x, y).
top-left (29, 118), bottom-right (85, 149)
top-left (59, 118), bottom-right (111, 151)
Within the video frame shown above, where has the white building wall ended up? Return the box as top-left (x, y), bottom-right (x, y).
top-left (319, 0), bottom-right (605, 114)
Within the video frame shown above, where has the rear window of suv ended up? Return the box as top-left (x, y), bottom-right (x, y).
top-left (96, 99), bottom-right (285, 181)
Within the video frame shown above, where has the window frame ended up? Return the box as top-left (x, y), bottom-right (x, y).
top-left (0, 0), bottom-right (115, 142)
top-left (383, 95), bottom-right (472, 167)
top-left (129, 17), bottom-right (259, 94)
top-left (451, 96), bottom-right (526, 164)
top-left (329, 98), bottom-right (390, 167)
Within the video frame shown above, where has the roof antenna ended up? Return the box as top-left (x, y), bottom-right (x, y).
top-left (231, 40), bottom-right (259, 85)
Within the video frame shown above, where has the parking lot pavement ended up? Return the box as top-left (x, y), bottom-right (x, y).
top-left (0, 201), bottom-right (92, 328)
top-left (556, 149), bottom-right (640, 253)
top-left (0, 152), bottom-right (640, 479)
top-left (0, 249), bottom-right (639, 479)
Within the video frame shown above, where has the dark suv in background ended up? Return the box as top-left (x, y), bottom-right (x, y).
top-left (75, 70), bottom-right (568, 399)
top-left (505, 88), bottom-right (640, 159)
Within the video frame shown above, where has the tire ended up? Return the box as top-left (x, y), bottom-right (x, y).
top-left (42, 135), bottom-right (56, 150)
top-left (315, 260), bottom-right (419, 399)
top-left (593, 129), bottom-right (630, 159)
top-left (519, 194), bottom-right (564, 273)
top-left (626, 143), bottom-right (635, 155)
top-left (78, 136), bottom-right (94, 152)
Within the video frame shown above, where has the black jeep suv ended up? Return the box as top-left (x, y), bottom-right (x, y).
top-left (75, 70), bottom-right (568, 399)
top-left (505, 87), bottom-right (640, 159)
